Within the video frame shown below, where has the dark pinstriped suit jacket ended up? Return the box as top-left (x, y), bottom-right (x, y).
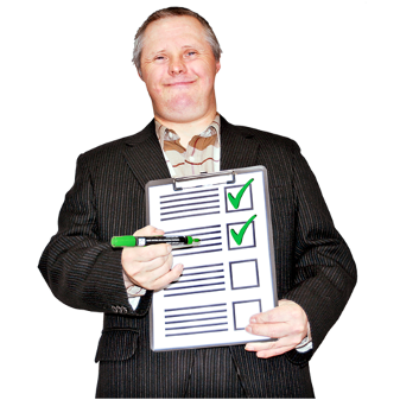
top-left (39, 116), bottom-right (357, 398)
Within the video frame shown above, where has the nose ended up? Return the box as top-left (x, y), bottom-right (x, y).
top-left (169, 56), bottom-right (187, 76)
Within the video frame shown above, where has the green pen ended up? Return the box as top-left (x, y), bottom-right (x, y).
top-left (110, 235), bottom-right (201, 248)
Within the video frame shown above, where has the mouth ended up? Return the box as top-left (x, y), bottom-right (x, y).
top-left (164, 80), bottom-right (196, 88)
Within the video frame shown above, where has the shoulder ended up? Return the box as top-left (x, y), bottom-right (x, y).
top-left (77, 120), bottom-right (155, 164)
top-left (220, 116), bottom-right (301, 154)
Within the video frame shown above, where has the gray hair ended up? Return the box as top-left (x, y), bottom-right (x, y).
top-left (132, 7), bottom-right (222, 76)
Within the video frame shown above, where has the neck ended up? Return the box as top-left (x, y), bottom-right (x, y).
top-left (154, 110), bottom-right (217, 148)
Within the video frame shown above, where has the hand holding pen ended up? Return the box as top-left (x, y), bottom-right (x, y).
top-left (117, 226), bottom-right (199, 292)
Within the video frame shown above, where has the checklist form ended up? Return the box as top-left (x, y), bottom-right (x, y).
top-left (146, 166), bottom-right (278, 351)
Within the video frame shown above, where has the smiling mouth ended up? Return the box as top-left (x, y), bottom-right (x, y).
top-left (165, 81), bottom-right (196, 87)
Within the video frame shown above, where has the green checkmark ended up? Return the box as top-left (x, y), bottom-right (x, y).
top-left (228, 178), bottom-right (254, 210)
top-left (230, 214), bottom-right (257, 246)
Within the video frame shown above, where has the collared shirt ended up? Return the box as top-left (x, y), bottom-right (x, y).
top-left (155, 114), bottom-right (221, 178)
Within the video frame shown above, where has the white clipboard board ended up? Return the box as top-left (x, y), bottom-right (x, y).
top-left (146, 166), bottom-right (278, 351)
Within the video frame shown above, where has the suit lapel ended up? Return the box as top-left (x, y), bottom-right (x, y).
top-left (220, 116), bottom-right (260, 170)
top-left (122, 120), bottom-right (171, 190)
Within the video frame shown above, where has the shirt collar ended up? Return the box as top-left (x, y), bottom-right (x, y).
top-left (155, 114), bottom-right (221, 150)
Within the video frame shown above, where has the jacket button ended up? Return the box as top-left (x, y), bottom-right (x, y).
top-left (121, 306), bottom-right (128, 314)
top-left (111, 305), bottom-right (117, 313)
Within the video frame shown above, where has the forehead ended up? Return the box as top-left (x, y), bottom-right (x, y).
top-left (142, 16), bottom-right (208, 53)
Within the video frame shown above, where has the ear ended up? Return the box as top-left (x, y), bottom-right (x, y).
top-left (216, 60), bottom-right (221, 74)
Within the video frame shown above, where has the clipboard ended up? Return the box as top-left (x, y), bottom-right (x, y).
top-left (145, 166), bottom-right (278, 351)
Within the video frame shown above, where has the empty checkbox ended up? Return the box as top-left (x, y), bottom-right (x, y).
top-left (232, 300), bottom-right (262, 330)
top-left (229, 259), bottom-right (259, 290)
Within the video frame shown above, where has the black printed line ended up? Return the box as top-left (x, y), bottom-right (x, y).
top-left (164, 282), bottom-right (224, 291)
top-left (188, 231), bottom-right (221, 237)
top-left (181, 269), bottom-right (224, 276)
top-left (166, 322), bottom-right (228, 331)
top-left (161, 205), bottom-right (220, 216)
top-left (165, 329), bottom-right (228, 337)
top-left (165, 309), bottom-right (227, 318)
top-left (165, 225), bottom-right (221, 234)
top-left (173, 248), bottom-right (222, 257)
top-left (161, 200), bottom-right (219, 210)
top-left (165, 316), bottom-right (228, 324)
top-left (160, 194), bottom-right (219, 204)
top-left (182, 263), bottom-right (223, 271)
top-left (161, 211), bottom-right (220, 221)
top-left (160, 188), bottom-right (218, 198)
top-left (165, 303), bottom-right (226, 312)
top-left (168, 276), bottom-right (224, 285)
top-left (184, 264), bottom-right (222, 274)
top-left (197, 243), bottom-right (222, 248)
top-left (164, 288), bottom-right (226, 297)
top-left (172, 242), bottom-right (222, 257)
top-left (171, 243), bottom-right (222, 254)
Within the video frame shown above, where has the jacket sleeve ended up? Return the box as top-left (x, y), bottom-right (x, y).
top-left (284, 142), bottom-right (357, 365)
top-left (38, 154), bottom-right (152, 317)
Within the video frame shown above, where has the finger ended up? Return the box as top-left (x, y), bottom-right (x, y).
top-left (133, 225), bottom-right (165, 236)
top-left (148, 263), bottom-right (184, 291)
top-left (245, 340), bottom-right (282, 352)
top-left (127, 253), bottom-right (171, 277)
top-left (278, 299), bottom-right (294, 307)
top-left (145, 252), bottom-right (173, 272)
top-left (129, 251), bottom-right (179, 290)
top-left (245, 336), bottom-right (298, 352)
top-left (250, 300), bottom-right (307, 325)
top-left (122, 243), bottom-right (172, 263)
top-left (250, 307), bottom-right (289, 325)
top-left (255, 345), bottom-right (294, 359)
top-left (245, 322), bottom-right (290, 338)
top-left (171, 263), bottom-right (184, 281)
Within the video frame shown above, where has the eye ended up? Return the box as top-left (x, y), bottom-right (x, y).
top-left (154, 55), bottom-right (166, 62)
top-left (185, 51), bottom-right (197, 57)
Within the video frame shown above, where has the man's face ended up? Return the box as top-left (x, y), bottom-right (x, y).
top-left (140, 16), bottom-right (221, 123)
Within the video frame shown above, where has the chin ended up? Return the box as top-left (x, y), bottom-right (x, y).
top-left (165, 110), bottom-right (202, 123)
top-left (165, 98), bottom-right (204, 119)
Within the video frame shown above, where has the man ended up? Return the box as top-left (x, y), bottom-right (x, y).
top-left (39, 7), bottom-right (357, 398)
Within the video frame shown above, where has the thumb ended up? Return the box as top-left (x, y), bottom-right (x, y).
top-left (133, 225), bottom-right (164, 236)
